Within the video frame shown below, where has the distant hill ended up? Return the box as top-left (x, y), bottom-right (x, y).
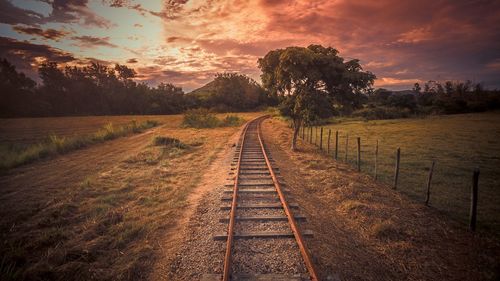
top-left (186, 74), bottom-right (268, 110)
top-left (390, 90), bottom-right (418, 96)
top-left (187, 80), bottom-right (216, 100)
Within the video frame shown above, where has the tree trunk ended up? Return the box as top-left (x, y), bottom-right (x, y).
top-left (291, 118), bottom-right (301, 151)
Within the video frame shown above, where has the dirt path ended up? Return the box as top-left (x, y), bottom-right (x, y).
top-left (261, 118), bottom-right (500, 281)
top-left (149, 125), bottom-right (243, 280)
top-left (0, 126), bottom-right (160, 217)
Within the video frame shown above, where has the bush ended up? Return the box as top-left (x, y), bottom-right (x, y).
top-left (182, 108), bottom-right (220, 128)
top-left (182, 109), bottom-right (245, 128)
top-left (220, 115), bottom-right (244, 127)
top-left (152, 136), bottom-right (188, 149)
top-left (352, 106), bottom-right (413, 120)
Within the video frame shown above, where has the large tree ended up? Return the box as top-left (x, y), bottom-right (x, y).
top-left (258, 44), bottom-right (375, 150)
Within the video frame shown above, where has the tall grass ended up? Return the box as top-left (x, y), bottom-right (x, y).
top-left (310, 112), bottom-right (500, 234)
top-left (182, 108), bottom-right (245, 128)
top-left (0, 120), bottom-right (158, 170)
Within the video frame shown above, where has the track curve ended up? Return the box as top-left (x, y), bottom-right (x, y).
top-left (217, 116), bottom-right (318, 281)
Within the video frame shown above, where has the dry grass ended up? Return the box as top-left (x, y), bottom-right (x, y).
top-left (262, 117), bottom-right (500, 281)
top-left (0, 112), bottom-right (259, 145)
top-left (0, 120), bottom-right (158, 170)
top-left (309, 112), bottom-right (500, 234)
top-left (0, 112), bottom-right (262, 281)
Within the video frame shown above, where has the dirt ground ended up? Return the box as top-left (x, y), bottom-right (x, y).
top-left (260, 118), bottom-right (500, 281)
top-left (2, 115), bottom-right (499, 281)
top-left (0, 119), bottom-right (251, 281)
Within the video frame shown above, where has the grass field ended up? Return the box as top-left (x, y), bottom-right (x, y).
top-left (0, 112), bottom-right (263, 280)
top-left (0, 113), bottom-right (260, 145)
top-left (0, 113), bottom-right (260, 170)
top-left (307, 112), bottom-right (500, 234)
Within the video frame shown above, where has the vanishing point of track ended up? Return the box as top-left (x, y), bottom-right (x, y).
top-left (215, 116), bottom-right (318, 281)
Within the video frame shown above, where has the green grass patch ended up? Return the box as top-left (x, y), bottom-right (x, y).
top-left (308, 112), bottom-right (500, 235)
top-left (182, 108), bottom-right (245, 128)
top-left (0, 120), bottom-right (159, 170)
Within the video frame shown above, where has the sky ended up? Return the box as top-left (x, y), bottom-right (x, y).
top-left (0, 0), bottom-right (499, 92)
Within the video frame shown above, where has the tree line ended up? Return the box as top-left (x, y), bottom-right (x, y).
top-left (0, 58), bottom-right (269, 117)
top-left (2, 52), bottom-right (499, 121)
top-left (359, 80), bottom-right (500, 120)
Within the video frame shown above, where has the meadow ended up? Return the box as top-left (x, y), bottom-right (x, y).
top-left (311, 112), bottom-right (500, 234)
top-left (0, 113), bottom-right (257, 170)
top-left (0, 112), bottom-right (260, 145)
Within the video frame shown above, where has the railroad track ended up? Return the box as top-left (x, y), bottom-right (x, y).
top-left (209, 116), bottom-right (318, 281)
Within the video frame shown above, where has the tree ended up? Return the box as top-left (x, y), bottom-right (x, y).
top-left (0, 58), bottom-right (36, 116)
top-left (258, 45), bottom-right (375, 150)
top-left (209, 73), bottom-right (265, 111)
top-left (413, 83), bottom-right (421, 93)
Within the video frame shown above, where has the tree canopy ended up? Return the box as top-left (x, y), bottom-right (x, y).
top-left (258, 44), bottom-right (376, 149)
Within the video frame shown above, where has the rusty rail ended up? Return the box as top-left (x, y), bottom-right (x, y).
top-left (222, 120), bottom-right (251, 281)
top-left (221, 116), bottom-right (318, 281)
top-left (257, 118), bottom-right (319, 281)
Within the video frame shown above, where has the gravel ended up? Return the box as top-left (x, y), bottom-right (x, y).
top-left (165, 122), bottom-right (310, 280)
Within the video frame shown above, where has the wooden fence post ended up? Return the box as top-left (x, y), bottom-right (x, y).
top-left (335, 131), bottom-right (339, 160)
top-left (470, 168), bottom-right (480, 231)
top-left (345, 134), bottom-right (349, 162)
top-left (319, 127), bottom-right (323, 150)
top-left (357, 137), bottom-right (361, 172)
top-left (425, 161), bottom-right (435, 206)
top-left (327, 129), bottom-right (331, 154)
top-left (374, 140), bottom-right (379, 180)
top-left (309, 126), bottom-right (312, 143)
top-left (315, 127), bottom-right (318, 145)
top-left (393, 147), bottom-right (400, 189)
top-left (302, 125), bottom-right (305, 140)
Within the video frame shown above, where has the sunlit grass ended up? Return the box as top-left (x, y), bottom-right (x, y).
top-left (309, 112), bottom-right (500, 233)
top-left (182, 108), bottom-right (246, 128)
top-left (0, 120), bottom-right (159, 170)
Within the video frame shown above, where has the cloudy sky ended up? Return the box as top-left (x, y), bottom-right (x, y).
top-left (1, 0), bottom-right (499, 91)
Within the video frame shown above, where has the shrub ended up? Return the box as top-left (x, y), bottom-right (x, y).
top-left (352, 106), bottom-right (412, 120)
top-left (182, 109), bottom-right (245, 128)
top-left (152, 136), bottom-right (188, 149)
top-left (220, 115), bottom-right (244, 127)
top-left (182, 108), bottom-right (220, 128)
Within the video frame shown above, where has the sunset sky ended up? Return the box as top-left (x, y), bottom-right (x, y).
top-left (1, 0), bottom-right (499, 92)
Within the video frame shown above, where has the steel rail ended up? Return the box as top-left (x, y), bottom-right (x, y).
top-left (256, 117), bottom-right (320, 281)
top-left (222, 119), bottom-right (252, 281)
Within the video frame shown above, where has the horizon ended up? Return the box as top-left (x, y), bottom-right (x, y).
top-left (1, 0), bottom-right (499, 92)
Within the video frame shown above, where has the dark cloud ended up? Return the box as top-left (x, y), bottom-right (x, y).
top-left (0, 36), bottom-right (75, 80)
top-left (166, 36), bottom-right (180, 43)
top-left (0, 0), bottom-right (112, 28)
top-left (106, 0), bottom-right (128, 7)
top-left (80, 57), bottom-right (113, 66)
top-left (135, 66), bottom-right (213, 91)
top-left (105, 0), bottom-right (170, 19)
top-left (45, 0), bottom-right (113, 28)
top-left (126, 58), bottom-right (138, 63)
top-left (12, 25), bottom-right (69, 41)
top-left (71, 36), bottom-right (117, 48)
top-left (256, 0), bottom-right (500, 88)
top-left (0, 0), bottom-right (45, 26)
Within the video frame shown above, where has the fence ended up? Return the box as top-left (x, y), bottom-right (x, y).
top-left (300, 125), bottom-right (485, 232)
